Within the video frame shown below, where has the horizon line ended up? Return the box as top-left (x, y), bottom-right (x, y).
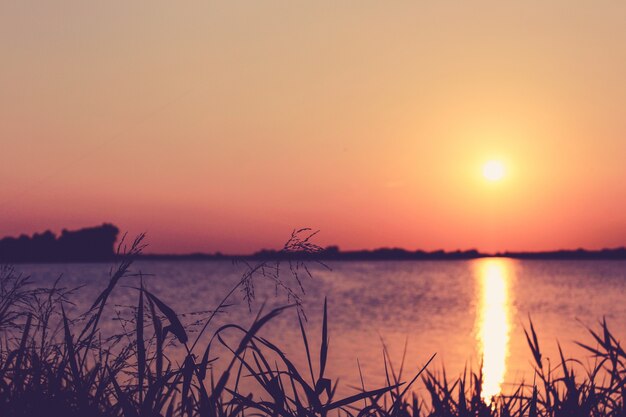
top-left (140, 245), bottom-right (626, 261)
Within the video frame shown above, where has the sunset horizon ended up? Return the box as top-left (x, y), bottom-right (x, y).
top-left (2, 2), bottom-right (625, 255)
top-left (1, 3), bottom-right (626, 416)
top-left (1, 222), bottom-right (625, 256)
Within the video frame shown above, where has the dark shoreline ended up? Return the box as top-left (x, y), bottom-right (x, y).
top-left (2, 224), bottom-right (624, 263)
top-left (141, 247), bottom-right (626, 261)
top-left (4, 248), bottom-right (625, 264)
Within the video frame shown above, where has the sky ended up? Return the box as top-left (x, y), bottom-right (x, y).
top-left (1, 1), bottom-right (625, 254)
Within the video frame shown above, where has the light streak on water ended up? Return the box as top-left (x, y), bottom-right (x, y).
top-left (475, 258), bottom-right (513, 403)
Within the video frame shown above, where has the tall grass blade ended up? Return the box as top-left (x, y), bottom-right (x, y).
top-left (136, 279), bottom-right (145, 404)
top-left (143, 288), bottom-right (188, 344)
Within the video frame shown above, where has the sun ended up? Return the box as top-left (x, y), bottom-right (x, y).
top-left (482, 160), bottom-right (505, 182)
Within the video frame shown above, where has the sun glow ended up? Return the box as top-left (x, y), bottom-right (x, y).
top-left (482, 160), bottom-right (505, 182)
top-left (475, 258), bottom-right (513, 403)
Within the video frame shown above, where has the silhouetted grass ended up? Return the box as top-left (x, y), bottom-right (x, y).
top-left (2, 232), bottom-right (626, 416)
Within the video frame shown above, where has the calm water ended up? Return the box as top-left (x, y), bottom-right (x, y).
top-left (18, 259), bottom-right (626, 398)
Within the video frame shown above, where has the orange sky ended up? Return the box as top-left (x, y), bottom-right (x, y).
top-left (1, 2), bottom-right (625, 254)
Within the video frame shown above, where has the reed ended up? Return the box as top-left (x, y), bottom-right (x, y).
top-left (1, 233), bottom-right (625, 417)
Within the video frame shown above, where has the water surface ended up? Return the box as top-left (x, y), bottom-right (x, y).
top-left (19, 259), bottom-right (626, 397)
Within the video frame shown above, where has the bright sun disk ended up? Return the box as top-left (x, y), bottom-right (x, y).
top-left (483, 160), bottom-right (505, 181)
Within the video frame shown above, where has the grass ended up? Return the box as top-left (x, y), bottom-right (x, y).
top-left (2, 231), bottom-right (626, 417)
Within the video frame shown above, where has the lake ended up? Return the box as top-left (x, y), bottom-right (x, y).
top-left (16, 259), bottom-right (626, 399)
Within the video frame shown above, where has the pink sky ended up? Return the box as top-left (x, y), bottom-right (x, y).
top-left (1, 1), bottom-right (625, 253)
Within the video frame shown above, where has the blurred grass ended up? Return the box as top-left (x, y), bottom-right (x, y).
top-left (1, 232), bottom-right (626, 417)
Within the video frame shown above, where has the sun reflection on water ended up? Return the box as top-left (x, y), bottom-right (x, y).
top-left (475, 258), bottom-right (513, 403)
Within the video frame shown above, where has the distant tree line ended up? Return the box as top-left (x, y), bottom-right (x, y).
top-left (0, 223), bottom-right (119, 263)
top-left (1, 222), bottom-right (624, 263)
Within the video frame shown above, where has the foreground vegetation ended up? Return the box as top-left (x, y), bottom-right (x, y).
top-left (2, 232), bottom-right (626, 417)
